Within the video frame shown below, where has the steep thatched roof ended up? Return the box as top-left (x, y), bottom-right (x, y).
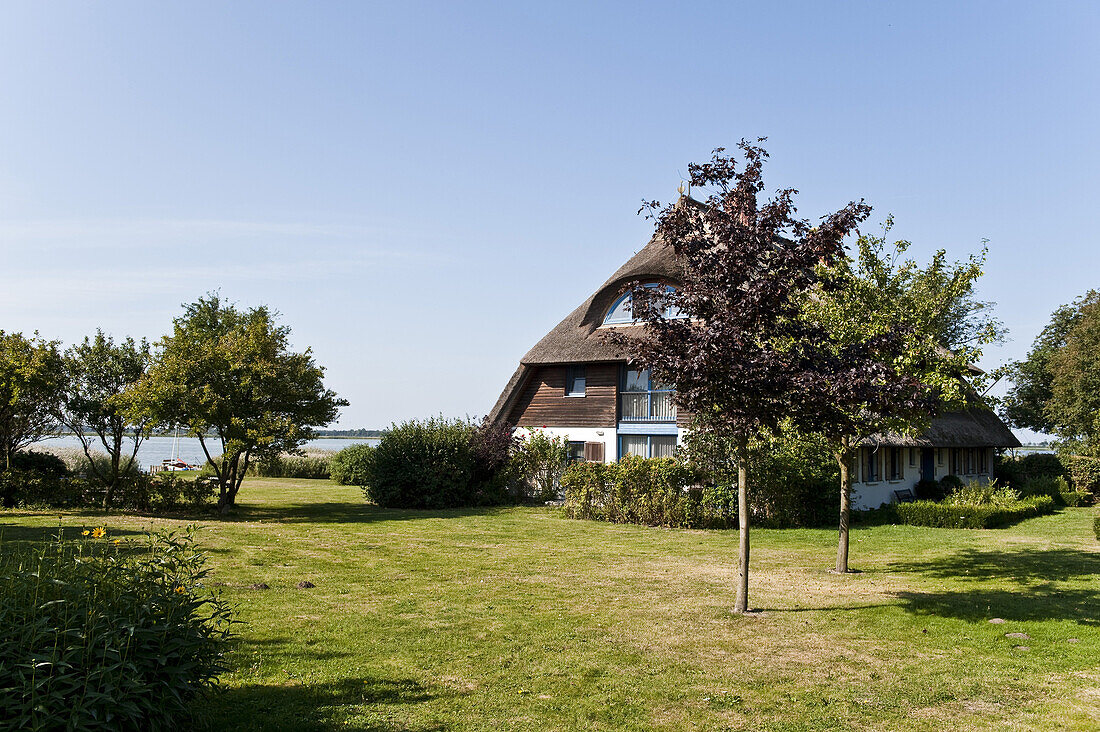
top-left (859, 408), bottom-right (1021, 448)
top-left (519, 232), bottom-right (684, 366)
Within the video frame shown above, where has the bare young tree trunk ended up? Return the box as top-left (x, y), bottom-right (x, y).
top-left (734, 444), bottom-right (750, 614)
top-left (835, 435), bottom-right (853, 573)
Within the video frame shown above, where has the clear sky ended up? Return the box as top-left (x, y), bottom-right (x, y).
top-left (1, 2), bottom-right (1096, 437)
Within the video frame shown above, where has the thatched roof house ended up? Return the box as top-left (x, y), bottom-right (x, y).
top-left (490, 224), bottom-right (1020, 508)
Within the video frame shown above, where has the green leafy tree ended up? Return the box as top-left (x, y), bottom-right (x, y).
top-left (59, 331), bottom-right (152, 508)
top-left (1004, 290), bottom-right (1100, 444)
top-left (1045, 294), bottom-right (1100, 453)
top-left (130, 295), bottom-right (347, 512)
top-left (0, 331), bottom-right (64, 469)
top-left (806, 221), bottom-right (1005, 573)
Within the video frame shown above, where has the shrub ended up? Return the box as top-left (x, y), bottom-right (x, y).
top-left (0, 528), bottom-right (234, 730)
top-left (562, 456), bottom-right (705, 527)
top-left (470, 420), bottom-right (519, 502)
top-left (1094, 513), bottom-right (1100, 541)
top-left (1064, 454), bottom-right (1100, 494)
top-left (364, 417), bottom-right (490, 509)
top-left (0, 469), bottom-right (87, 509)
top-left (939, 474), bottom-right (964, 493)
top-left (1018, 452), bottom-right (1067, 481)
top-left (944, 478), bottom-right (1019, 507)
top-left (896, 495), bottom-right (1056, 528)
top-left (330, 444), bottom-right (375, 487)
top-left (249, 452), bottom-right (332, 479)
top-left (10, 450), bottom-right (69, 477)
top-left (1020, 475), bottom-right (1093, 507)
top-left (513, 429), bottom-right (570, 502)
top-left (914, 478), bottom-right (945, 502)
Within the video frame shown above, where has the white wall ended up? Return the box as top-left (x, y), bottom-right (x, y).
top-left (852, 447), bottom-right (994, 510)
top-left (513, 426), bottom-right (616, 462)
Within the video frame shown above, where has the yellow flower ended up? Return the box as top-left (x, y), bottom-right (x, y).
top-left (81, 530), bottom-right (90, 536)
top-left (111, 539), bottom-right (122, 545)
top-left (174, 586), bottom-right (186, 594)
top-left (91, 527), bottom-right (106, 539)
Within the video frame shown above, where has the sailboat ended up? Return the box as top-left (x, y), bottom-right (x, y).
top-left (161, 427), bottom-right (198, 471)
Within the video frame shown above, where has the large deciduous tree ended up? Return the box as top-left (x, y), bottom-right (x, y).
top-left (1005, 290), bottom-right (1100, 454)
top-left (616, 141), bottom-right (870, 613)
top-left (59, 331), bottom-right (152, 508)
top-left (130, 295), bottom-right (348, 512)
top-left (0, 331), bottom-right (64, 470)
top-left (805, 222), bottom-right (1004, 573)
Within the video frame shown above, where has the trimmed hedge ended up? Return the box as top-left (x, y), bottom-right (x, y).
top-left (563, 457), bottom-right (735, 529)
top-left (895, 495), bottom-right (1055, 529)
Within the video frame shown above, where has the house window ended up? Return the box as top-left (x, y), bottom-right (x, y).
top-left (567, 441), bottom-right (586, 463)
top-left (863, 448), bottom-right (881, 483)
top-left (604, 284), bottom-right (685, 325)
top-left (908, 448), bottom-right (917, 468)
top-left (950, 448), bottom-right (963, 476)
top-left (887, 447), bottom-right (903, 481)
top-left (619, 434), bottom-right (677, 459)
top-left (565, 365), bottom-right (586, 397)
top-left (978, 448), bottom-right (989, 474)
top-left (937, 449), bottom-right (944, 467)
top-left (619, 367), bottom-right (675, 422)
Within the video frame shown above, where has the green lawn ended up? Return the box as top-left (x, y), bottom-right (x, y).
top-left (3, 479), bottom-right (1099, 731)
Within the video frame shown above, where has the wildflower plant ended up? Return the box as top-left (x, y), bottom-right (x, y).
top-left (0, 526), bottom-right (235, 730)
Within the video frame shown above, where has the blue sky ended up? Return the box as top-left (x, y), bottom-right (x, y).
top-left (1, 2), bottom-right (1096, 436)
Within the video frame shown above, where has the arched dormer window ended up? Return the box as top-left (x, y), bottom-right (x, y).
top-left (604, 283), bottom-right (684, 325)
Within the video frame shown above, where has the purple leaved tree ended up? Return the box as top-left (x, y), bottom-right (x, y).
top-left (612, 140), bottom-right (870, 613)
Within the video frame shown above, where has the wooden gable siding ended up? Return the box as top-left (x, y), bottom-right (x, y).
top-left (507, 364), bottom-right (618, 428)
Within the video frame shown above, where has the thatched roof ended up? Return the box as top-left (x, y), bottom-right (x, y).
top-left (859, 408), bottom-right (1021, 448)
top-left (488, 213), bottom-right (1021, 450)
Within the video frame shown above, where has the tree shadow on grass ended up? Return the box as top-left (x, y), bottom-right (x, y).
top-left (225, 502), bottom-right (514, 525)
top-left (890, 547), bottom-right (1100, 584)
top-left (0, 521), bottom-right (149, 547)
top-left (195, 676), bottom-right (447, 732)
top-left (889, 547), bottom-right (1100, 625)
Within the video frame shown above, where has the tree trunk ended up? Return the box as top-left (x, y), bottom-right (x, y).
top-left (835, 436), bottom-right (853, 574)
top-left (734, 444), bottom-right (750, 614)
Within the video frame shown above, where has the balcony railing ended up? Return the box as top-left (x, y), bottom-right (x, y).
top-left (619, 390), bottom-right (676, 422)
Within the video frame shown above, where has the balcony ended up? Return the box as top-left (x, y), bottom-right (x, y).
top-left (619, 389), bottom-right (676, 423)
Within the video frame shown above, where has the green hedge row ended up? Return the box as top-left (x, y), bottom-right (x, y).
top-left (562, 457), bottom-right (739, 529)
top-left (895, 495), bottom-right (1056, 529)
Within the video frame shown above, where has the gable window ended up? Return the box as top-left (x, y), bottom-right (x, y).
top-left (565, 365), bottom-right (586, 397)
top-left (604, 284), bottom-right (685, 325)
top-left (863, 448), bottom-right (881, 483)
top-left (619, 367), bottom-right (675, 422)
top-left (619, 434), bottom-right (677, 459)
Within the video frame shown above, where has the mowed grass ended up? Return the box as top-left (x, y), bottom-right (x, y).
top-left (3, 479), bottom-right (1100, 731)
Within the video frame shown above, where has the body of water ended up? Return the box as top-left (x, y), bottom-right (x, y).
top-left (37, 435), bottom-right (380, 471)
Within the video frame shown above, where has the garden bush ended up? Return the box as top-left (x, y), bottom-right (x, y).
top-left (1094, 513), bottom-right (1100, 541)
top-left (1018, 452), bottom-right (1067, 481)
top-left (562, 456), bottom-right (712, 528)
top-left (513, 429), bottom-right (570, 502)
top-left (914, 478), bottom-right (945, 502)
top-left (1064, 454), bottom-right (1100, 494)
top-left (249, 452), bottom-right (332, 479)
top-left (896, 495), bottom-right (1056, 528)
top-left (363, 417), bottom-right (507, 508)
top-left (11, 449), bottom-right (69, 477)
top-left (1020, 475), bottom-right (1092, 507)
top-left (330, 443), bottom-right (375, 487)
top-left (939, 474), bottom-right (964, 493)
top-left (0, 528), bottom-right (234, 730)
